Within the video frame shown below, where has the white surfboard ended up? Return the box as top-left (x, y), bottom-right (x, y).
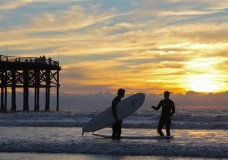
top-left (82, 93), bottom-right (145, 134)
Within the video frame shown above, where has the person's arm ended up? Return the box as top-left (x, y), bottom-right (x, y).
top-left (170, 102), bottom-right (175, 116)
top-left (151, 100), bottom-right (162, 111)
top-left (112, 99), bottom-right (119, 122)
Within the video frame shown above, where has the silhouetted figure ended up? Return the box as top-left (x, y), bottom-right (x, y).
top-left (151, 91), bottom-right (175, 136)
top-left (112, 88), bottom-right (125, 140)
top-left (42, 55), bottom-right (46, 63)
top-left (48, 57), bottom-right (52, 65)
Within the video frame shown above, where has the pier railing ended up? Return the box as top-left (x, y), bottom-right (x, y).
top-left (0, 55), bottom-right (59, 66)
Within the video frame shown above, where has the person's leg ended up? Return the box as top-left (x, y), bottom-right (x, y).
top-left (116, 121), bottom-right (122, 139)
top-left (165, 117), bottom-right (171, 136)
top-left (112, 123), bottom-right (117, 139)
top-left (157, 117), bottom-right (165, 136)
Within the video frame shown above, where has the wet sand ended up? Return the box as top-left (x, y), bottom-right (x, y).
top-left (0, 153), bottom-right (222, 160)
top-left (0, 127), bottom-right (227, 158)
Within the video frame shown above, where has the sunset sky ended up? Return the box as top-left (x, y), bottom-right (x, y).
top-left (0, 0), bottom-right (228, 94)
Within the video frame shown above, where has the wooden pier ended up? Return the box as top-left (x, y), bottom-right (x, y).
top-left (0, 55), bottom-right (61, 112)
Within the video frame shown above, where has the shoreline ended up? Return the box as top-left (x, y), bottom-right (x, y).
top-left (0, 152), bottom-right (224, 160)
top-left (1, 150), bottom-right (225, 158)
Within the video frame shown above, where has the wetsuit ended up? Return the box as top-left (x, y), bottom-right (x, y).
top-left (112, 96), bottom-right (122, 139)
top-left (154, 98), bottom-right (175, 136)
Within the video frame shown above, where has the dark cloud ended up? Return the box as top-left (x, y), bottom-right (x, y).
top-left (175, 30), bottom-right (228, 43)
top-left (172, 91), bottom-right (228, 107)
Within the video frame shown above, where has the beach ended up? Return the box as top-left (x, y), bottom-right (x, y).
top-left (0, 107), bottom-right (227, 159)
top-left (1, 153), bottom-right (225, 160)
top-left (0, 127), bottom-right (227, 159)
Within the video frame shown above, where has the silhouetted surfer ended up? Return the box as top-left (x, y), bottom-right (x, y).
top-left (112, 88), bottom-right (125, 139)
top-left (151, 91), bottom-right (175, 136)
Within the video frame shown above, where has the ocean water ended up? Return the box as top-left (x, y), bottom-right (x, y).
top-left (0, 106), bottom-right (227, 129)
top-left (0, 106), bottom-right (227, 159)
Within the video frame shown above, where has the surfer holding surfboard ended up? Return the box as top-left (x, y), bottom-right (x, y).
top-left (82, 92), bottom-right (145, 137)
top-left (151, 91), bottom-right (175, 137)
top-left (111, 88), bottom-right (125, 140)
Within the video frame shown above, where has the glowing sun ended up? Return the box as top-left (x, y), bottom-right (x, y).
top-left (188, 75), bottom-right (219, 93)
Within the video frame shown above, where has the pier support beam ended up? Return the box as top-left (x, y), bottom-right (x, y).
top-left (34, 70), bottom-right (40, 111)
top-left (11, 70), bottom-right (16, 111)
top-left (4, 70), bottom-right (7, 111)
top-left (0, 72), bottom-right (4, 111)
top-left (23, 69), bottom-right (29, 111)
top-left (45, 70), bottom-right (50, 111)
top-left (0, 86), bottom-right (3, 111)
top-left (56, 70), bottom-right (60, 111)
